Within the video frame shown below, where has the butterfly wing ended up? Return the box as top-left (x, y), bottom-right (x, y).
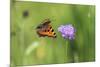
top-left (36, 19), bottom-right (56, 38)
top-left (36, 19), bottom-right (50, 29)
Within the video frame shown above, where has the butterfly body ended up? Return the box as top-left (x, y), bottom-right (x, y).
top-left (36, 19), bottom-right (56, 38)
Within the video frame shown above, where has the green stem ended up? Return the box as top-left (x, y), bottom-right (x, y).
top-left (69, 40), bottom-right (77, 63)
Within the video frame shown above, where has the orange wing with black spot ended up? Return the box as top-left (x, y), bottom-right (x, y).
top-left (36, 19), bottom-right (56, 38)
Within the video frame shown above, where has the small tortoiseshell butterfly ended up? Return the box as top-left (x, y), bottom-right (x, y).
top-left (36, 19), bottom-right (57, 38)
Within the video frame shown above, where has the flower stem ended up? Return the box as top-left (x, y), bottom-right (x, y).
top-left (69, 40), bottom-right (77, 63)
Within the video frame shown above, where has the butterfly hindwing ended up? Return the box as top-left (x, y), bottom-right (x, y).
top-left (36, 19), bottom-right (56, 38)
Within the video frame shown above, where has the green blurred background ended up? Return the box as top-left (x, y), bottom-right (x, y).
top-left (10, 1), bottom-right (95, 66)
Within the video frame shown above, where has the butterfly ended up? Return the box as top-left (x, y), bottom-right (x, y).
top-left (36, 19), bottom-right (57, 38)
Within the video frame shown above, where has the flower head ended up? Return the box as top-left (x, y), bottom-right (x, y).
top-left (58, 24), bottom-right (76, 40)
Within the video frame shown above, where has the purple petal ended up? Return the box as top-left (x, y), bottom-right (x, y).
top-left (58, 24), bottom-right (76, 40)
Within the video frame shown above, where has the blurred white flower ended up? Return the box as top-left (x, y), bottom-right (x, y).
top-left (25, 41), bottom-right (39, 56)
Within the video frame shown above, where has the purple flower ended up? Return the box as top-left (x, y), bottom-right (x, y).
top-left (58, 24), bottom-right (76, 40)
